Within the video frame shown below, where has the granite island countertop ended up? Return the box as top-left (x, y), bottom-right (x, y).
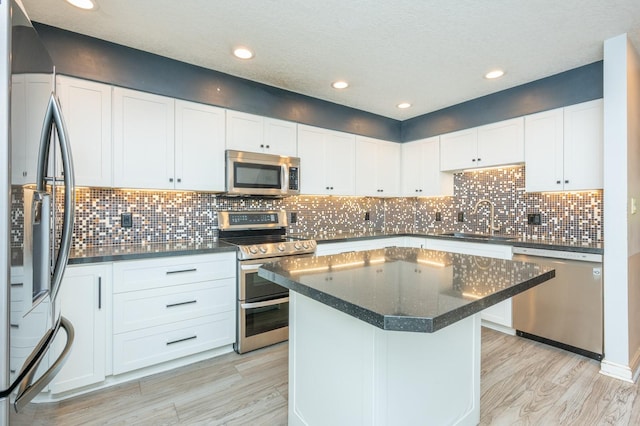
top-left (258, 246), bottom-right (555, 333)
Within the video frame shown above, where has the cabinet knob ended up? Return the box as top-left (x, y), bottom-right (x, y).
top-left (565, 180), bottom-right (569, 184)
top-left (266, 145), bottom-right (270, 149)
top-left (556, 180), bottom-right (561, 184)
top-left (177, 178), bottom-right (182, 183)
top-left (330, 186), bottom-right (334, 190)
top-left (477, 158), bottom-right (481, 162)
top-left (23, 171), bottom-right (27, 177)
top-left (169, 178), bottom-right (174, 182)
top-left (415, 189), bottom-right (419, 192)
top-left (326, 186), bottom-right (330, 190)
top-left (472, 159), bottom-right (476, 162)
top-left (419, 189), bottom-right (423, 192)
top-left (260, 144), bottom-right (265, 148)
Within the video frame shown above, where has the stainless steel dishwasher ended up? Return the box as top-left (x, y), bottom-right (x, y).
top-left (512, 247), bottom-right (603, 360)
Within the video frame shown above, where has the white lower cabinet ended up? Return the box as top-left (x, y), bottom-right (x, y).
top-left (112, 253), bottom-right (236, 375)
top-left (50, 263), bottom-right (111, 395)
top-left (424, 238), bottom-right (514, 332)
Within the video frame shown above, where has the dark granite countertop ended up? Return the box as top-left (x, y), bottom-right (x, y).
top-left (290, 230), bottom-right (603, 254)
top-left (68, 241), bottom-right (237, 264)
top-left (259, 247), bottom-right (555, 333)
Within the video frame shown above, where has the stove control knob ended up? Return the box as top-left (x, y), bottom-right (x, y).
top-left (293, 242), bottom-right (302, 250)
top-left (302, 241), bottom-right (309, 250)
top-left (259, 246), bottom-right (268, 254)
top-left (249, 245), bottom-right (259, 255)
top-left (277, 243), bottom-right (286, 252)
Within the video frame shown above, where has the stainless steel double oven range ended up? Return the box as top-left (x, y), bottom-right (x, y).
top-left (218, 211), bottom-right (316, 354)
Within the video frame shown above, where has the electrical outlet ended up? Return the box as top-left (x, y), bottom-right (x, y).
top-left (527, 213), bottom-right (541, 225)
top-left (290, 212), bottom-right (297, 224)
top-left (121, 213), bottom-right (133, 228)
top-left (364, 212), bottom-right (370, 221)
top-left (457, 212), bottom-right (464, 222)
top-left (435, 212), bottom-right (442, 222)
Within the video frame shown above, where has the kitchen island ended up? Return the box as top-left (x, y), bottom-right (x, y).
top-left (258, 247), bottom-right (555, 426)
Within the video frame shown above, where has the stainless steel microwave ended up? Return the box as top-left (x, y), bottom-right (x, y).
top-left (225, 150), bottom-right (300, 196)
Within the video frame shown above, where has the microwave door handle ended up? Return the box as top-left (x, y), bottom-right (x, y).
top-left (13, 316), bottom-right (75, 412)
top-left (282, 164), bottom-right (288, 194)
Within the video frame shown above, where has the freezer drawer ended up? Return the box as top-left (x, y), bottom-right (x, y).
top-left (512, 252), bottom-right (603, 360)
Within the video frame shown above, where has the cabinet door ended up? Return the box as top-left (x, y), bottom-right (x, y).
top-left (420, 137), bottom-right (453, 196)
top-left (440, 128), bottom-right (477, 171)
top-left (50, 263), bottom-right (111, 394)
top-left (355, 136), bottom-right (379, 196)
top-left (264, 117), bottom-right (297, 156)
top-left (376, 140), bottom-right (401, 196)
top-left (325, 131), bottom-right (356, 196)
top-left (401, 139), bottom-right (423, 196)
top-left (175, 100), bottom-right (225, 191)
top-left (297, 125), bottom-right (328, 194)
top-left (563, 99), bottom-right (603, 191)
top-left (57, 76), bottom-right (112, 187)
top-left (524, 108), bottom-right (564, 192)
top-left (225, 110), bottom-right (263, 153)
top-left (11, 74), bottom-right (53, 185)
top-left (113, 88), bottom-right (175, 189)
top-left (477, 117), bottom-right (524, 167)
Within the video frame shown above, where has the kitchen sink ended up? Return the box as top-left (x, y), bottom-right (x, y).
top-left (439, 232), bottom-right (516, 242)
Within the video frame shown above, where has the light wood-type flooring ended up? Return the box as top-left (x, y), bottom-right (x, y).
top-left (10, 328), bottom-right (640, 425)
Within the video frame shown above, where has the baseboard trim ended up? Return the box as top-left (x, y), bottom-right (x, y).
top-left (599, 358), bottom-right (636, 383)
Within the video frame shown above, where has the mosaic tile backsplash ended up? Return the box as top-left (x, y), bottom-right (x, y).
top-left (10, 165), bottom-right (603, 249)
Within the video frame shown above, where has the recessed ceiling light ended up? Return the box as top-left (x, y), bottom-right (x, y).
top-left (485, 69), bottom-right (505, 79)
top-left (332, 81), bottom-right (349, 89)
top-left (233, 47), bottom-right (254, 60)
top-left (397, 102), bottom-right (412, 109)
top-left (65, 0), bottom-right (96, 10)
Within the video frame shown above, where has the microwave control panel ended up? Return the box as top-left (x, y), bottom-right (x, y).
top-left (289, 167), bottom-right (299, 190)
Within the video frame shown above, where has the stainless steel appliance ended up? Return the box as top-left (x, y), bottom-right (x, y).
top-left (512, 247), bottom-right (603, 360)
top-left (225, 150), bottom-right (300, 196)
top-left (218, 211), bottom-right (316, 354)
top-left (1, 1), bottom-right (76, 421)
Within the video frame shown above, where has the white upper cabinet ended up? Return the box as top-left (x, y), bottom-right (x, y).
top-left (175, 100), bottom-right (226, 191)
top-left (11, 74), bottom-right (52, 185)
top-left (524, 99), bottom-right (603, 192)
top-left (113, 87), bottom-right (175, 189)
top-left (355, 136), bottom-right (400, 197)
top-left (297, 124), bottom-right (356, 195)
top-left (57, 76), bottom-right (112, 187)
top-left (226, 110), bottom-right (297, 157)
top-left (114, 87), bottom-right (226, 191)
top-left (440, 117), bottom-right (524, 171)
top-left (401, 136), bottom-right (453, 197)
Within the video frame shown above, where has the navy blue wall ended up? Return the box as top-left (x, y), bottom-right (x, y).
top-left (34, 23), bottom-right (603, 144)
top-left (34, 23), bottom-right (401, 141)
top-left (401, 61), bottom-right (603, 142)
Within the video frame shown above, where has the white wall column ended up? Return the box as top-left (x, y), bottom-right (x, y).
top-left (601, 33), bottom-right (640, 382)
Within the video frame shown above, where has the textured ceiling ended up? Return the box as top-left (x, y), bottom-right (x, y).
top-left (19, 0), bottom-right (640, 120)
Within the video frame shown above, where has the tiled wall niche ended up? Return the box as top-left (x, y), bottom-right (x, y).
top-left (10, 165), bottom-right (604, 249)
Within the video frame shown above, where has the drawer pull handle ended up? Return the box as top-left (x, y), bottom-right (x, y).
top-left (166, 268), bottom-right (197, 275)
top-left (166, 335), bottom-right (197, 346)
top-left (11, 283), bottom-right (23, 287)
top-left (166, 300), bottom-right (197, 308)
top-left (10, 369), bottom-right (16, 374)
top-left (10, 323), bottom-right (19, 329)
top-left (98, 277), bottom-right (102, 310)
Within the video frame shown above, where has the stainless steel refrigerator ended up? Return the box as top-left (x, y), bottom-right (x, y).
top-left (1, 0), bottom-right (75, 422)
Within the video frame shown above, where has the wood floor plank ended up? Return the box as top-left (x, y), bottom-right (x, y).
top-left (10, 330), bottom-right (640, 425)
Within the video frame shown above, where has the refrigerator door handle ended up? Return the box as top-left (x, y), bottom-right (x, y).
top-left (36, 93), bottom-right (75, 302)
top-left (12, 316), bottom-right (75, 412)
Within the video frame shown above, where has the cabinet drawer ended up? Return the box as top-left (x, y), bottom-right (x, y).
top-left (113, 252), bottom-right (236, 293)
top-left (113, 278), bottom-right (235, 333)
top-left (113, 313), bottom-right (234, 374)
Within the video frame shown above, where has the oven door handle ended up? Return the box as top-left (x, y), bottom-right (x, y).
top-left (241, 297), bottom-right (289, 310)
top-left (241, 263), bottom-right (263, 272)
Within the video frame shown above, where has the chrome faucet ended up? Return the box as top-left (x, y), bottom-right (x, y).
top-left (472, 199), bottom-right (500, 234)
